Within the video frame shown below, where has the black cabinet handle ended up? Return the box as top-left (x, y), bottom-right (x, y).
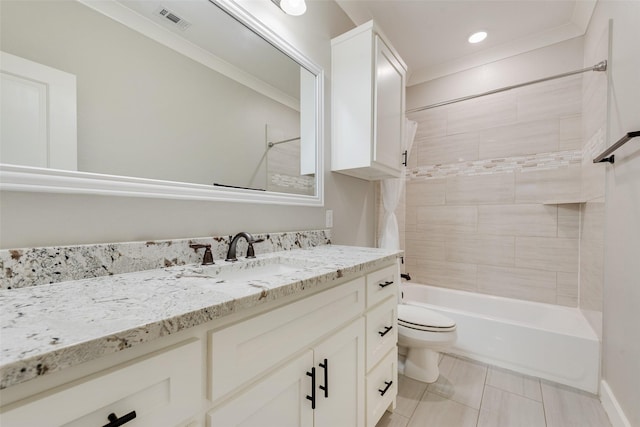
top-left (306, 367), bottom-right (316, 409)
top-left (319, 358), bottom-right (329, 398)
top-left (402, 150), bottom-right (408, 166)
top-left (378, 380), bottom-right (393, 396)
top-left (102, 411), bottom-right (136, 427)
top-left (378, 326), bottom-right (393, 337)
top-left (379, 280), bottom-right (394, 288)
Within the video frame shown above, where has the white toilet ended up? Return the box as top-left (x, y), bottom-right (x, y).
top-left (397, 303), bottom-right (457, 383)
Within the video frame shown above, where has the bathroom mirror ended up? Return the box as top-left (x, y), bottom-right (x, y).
top-left (0, 0), bottom-right (323, 206)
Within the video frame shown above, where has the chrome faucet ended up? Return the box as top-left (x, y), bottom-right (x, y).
top-left (225, 232), bottom-right (263, 262)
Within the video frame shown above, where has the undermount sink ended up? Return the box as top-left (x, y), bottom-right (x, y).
top-left (181, 256), bottom-right (323, 283)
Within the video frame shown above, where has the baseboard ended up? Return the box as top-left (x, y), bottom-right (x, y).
top-left (600, 380), bottom-right (632, 427)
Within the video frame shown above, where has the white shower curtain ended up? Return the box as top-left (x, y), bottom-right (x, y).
top-left (378, 118), bottom-right (418, 249)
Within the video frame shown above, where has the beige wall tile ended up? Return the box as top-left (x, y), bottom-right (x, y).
top-left (417, 205), bottom-right (477, 235)
top-left (515, 165), bottom-right (581, 204)
top-left (559, 115), bottom-right (582, 151)
top-left (580, 201), bottom-right (605, 241)
top-left (447, 92), bottom-right (517, 134)
top-left (446, 172), bottom-right (515, 205)
top-left (581, 161), bottom-right (606, 201)
top-left (446, 234), bottom-right (515, 267)
top-left (412, 259), bottom-right (477, 291)
top-left (409, 108), bottom-right (447, 140)
top-left (417, 132), bottom-right (479, 165)
top-left (557, 272), bottom-right (578, 307)
top-left (516, 237), bottom-right (579, 273)
top-left (579, 239), bottom-right (604, 312)
top-left (557, 204), bottom-right (580, 238)
top-left (406, 179), bottom-right (446, 206)
top-left (478, 119), bottom-right (559, 160)
top-left (478, 204), bottom-right (557, 237)
top-left (516, 75), bottom-right (582, 122)
top-left (405, 236), bottom-right (446, 261)
top-left (477, 265), bottom-right (557, 304)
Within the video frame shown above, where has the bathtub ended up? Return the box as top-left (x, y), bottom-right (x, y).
top-left (401, 283), bottom-right (600, 393)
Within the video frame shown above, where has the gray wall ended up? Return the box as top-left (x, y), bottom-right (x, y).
top-left (0, 1), bottom-right (375, 249)
top-left (588, 1), bottom-right (640, 425)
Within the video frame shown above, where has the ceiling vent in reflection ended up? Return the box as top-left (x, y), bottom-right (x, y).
top-left (154, 7), bottom-right (191, 31)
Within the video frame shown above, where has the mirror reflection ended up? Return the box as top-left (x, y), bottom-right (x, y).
top-left (0, 0), bottom-right (317, 196)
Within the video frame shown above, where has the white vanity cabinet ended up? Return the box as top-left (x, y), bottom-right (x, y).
top-left (331, 20), bottom-right (407, 181)
top-left (0, 257), bottom-right (400, 427)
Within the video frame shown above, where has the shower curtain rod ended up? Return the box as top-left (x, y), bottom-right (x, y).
top-left (406, 60), bottom-right (607, 114)
top-left (268, 136), bottom-right (300, 148)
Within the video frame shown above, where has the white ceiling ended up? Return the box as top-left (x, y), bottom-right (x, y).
top-left (335, 0), bottom-right (597, 86)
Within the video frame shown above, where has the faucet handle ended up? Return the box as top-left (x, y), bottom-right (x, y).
top-left (189, 244), bottom-right (215, 265)
top-left (245, 238), bottom-right (265, 259)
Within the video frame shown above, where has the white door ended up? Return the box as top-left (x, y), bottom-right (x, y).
top-left (373, 37), bottom-right (404, 173)
top-left (313, 318), bottom-right (365, 427)
top-left (208, 350), bottom-right (315, 427)
top-left (0, 51), bottom-right (77, 170)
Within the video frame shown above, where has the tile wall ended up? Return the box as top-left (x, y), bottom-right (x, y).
top-left (402, 75), bottom-right (587, 306)
top-left (579, 23), bottom-right (609, 337)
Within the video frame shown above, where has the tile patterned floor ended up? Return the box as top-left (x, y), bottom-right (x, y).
top-left (377, 354), bottom-right (612, 427)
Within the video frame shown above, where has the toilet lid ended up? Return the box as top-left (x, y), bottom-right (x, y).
top-left (398, 304), bottom-right (456, 332)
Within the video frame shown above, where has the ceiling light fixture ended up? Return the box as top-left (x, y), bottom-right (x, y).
top-left (272, 0), bottom-right (307, 16)
top-left (468, 31), bottom-right (487, 44)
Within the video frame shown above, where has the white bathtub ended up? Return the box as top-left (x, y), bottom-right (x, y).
top-left (401, 283), bottom-right (600, 393)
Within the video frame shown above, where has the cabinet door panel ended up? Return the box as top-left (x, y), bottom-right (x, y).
top-left (374, 36), bottom-right (404, 173)
top-left (367, 264), bottom-right (399, 308)
top-left (366, 298), bottom-right (397, 371)
top-left (366, 348), bottom-right (398, 427)
top-left (1, 339), bottom-right (201, 427)
top-left (208, 350), bottom-right (314, 427)
top-left (313, 318), bottom-right (365, 427)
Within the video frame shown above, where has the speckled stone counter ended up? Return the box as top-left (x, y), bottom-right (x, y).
top-left (0, 245), bottom-right (401, 389)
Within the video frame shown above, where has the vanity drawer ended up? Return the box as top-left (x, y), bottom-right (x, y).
top-left (366, 264), bottom-right (399, 308)
top-left (366, 348), bottom-right (398, 427)
top-left (0, 339), bottom-right (202, 427)
top-left (366, 297), bottom-right (397, 371)
top-left (209, 277), bottom-right (365, 402)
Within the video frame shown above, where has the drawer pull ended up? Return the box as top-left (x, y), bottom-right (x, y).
top-left (319, 358), bottom-right (329, 398)
top-left (306, 367), bottom-right (316, 409)
top-left (379, 280), bottom-right (394, 288)
top-left (378, 380), bottom-right (393, 397)
top-left (103, 411), bottom-right (137, 427)
top-left (378, 325), bottom-right (393, 337)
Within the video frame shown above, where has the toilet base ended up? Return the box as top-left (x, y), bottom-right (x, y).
top-left (404, 347), bottom-right (440, 383)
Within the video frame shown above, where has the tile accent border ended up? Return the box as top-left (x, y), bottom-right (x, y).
top-left (0, 229), bottom-right (331, 289)
top-left (407, 149), bottom-right (582, 181)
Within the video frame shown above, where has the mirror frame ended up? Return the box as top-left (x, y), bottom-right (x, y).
top-left (0, 0), bottom-right (324, 207)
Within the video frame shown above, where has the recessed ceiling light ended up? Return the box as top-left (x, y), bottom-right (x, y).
top-left (468, 31), bottom-right (487, 44)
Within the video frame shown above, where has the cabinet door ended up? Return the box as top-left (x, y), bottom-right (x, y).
top-left (208, 350), bottom-right (314, 427)
top-left (373, 36), bottom-right (404, 174)
top-left (313, 318), bottom-right (365, 427)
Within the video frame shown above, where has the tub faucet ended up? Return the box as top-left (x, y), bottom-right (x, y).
top-left (225, 232), bottom-right (263, 262)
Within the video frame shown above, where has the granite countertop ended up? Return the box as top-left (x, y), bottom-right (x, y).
top-left (0, 245), bottom-right (401, 389)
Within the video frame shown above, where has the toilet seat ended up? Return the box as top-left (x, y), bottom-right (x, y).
top-left (398, 304), bottom-right (456, 332)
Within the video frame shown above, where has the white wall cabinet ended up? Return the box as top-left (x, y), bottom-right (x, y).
top-left (331, 21), bottom-right (407, 181)
top-left (1, 260), bottom-right (399, 427)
